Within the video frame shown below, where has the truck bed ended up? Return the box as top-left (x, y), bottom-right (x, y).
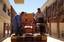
top-left (11, 34), bottom-right (47, 42)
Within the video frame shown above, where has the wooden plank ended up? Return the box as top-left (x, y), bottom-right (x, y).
top-left (11, 35), bottom-right (47, 42)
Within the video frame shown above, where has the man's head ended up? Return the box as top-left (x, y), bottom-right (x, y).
top-left (37, 8), bottom-right (41, 13)
top-left (20, 12), bottom-right (25, 16)
top-left (37, 8), bottom-right (40, 10)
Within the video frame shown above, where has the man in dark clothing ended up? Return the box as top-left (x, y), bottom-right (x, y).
top-left (20, 12), bottom-right (25, 34)
top-left (13, 15), bottom-right (22, 36)
top-left (34, 8), bottom-right (46, 35)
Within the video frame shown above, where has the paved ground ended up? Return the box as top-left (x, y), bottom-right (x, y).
top-left (2, 36), bottom-right (64, 42)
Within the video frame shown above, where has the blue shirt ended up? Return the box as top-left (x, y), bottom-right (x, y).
top-left (13, 15), bottom-right (20, 33)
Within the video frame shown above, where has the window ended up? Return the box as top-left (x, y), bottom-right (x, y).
top-left (3, 4), bottom-right (6, 12)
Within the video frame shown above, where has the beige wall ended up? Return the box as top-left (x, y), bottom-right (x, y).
top-left (41, 0), bottom-right (64, 39)
top-left (47, 22), bottom-right (64, 38)
top-left (59, 23), bottom-right (64, 37)
top-left (51, 23), bottom-right (58, 37)
top-left (0, 20), bottom-right (4, 35)
top-left (47, 23), bottom-right (58, 37)
top-left (0, 4), bottom-right (11, 37)
top-left (0, 8), bottom-right (11, 23)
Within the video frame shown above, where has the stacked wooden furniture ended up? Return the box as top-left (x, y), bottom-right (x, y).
top-left (21, 13), bottom-right (36, 33)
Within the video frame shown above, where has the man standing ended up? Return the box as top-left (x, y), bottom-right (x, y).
top-left (34, 8), bottom-right (46, 35)
top-left (13, 15), bottom-right (21, 36)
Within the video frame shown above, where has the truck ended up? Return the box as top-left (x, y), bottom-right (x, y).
top-left (11, 13), bottom-right (47, 42)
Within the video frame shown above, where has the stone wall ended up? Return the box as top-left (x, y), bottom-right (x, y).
top-left (0, 5), bottom-right (11, 38)
top-left (47, 22), bottom-right (64, 38)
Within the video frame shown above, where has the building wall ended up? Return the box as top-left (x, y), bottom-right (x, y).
top-left (47, 22), bottom-right (64, 38)
top-left (41, 0), bottom-right (64, 39)
top-left (0, 9), bottom-right (11, 37)
top-left (0, 20), bottom-right (4, 38)
top-left (0, 0), bottom-right (11, 38)
top-left (59, 23), bottom-right (64, 37)
top-left (51, 23), bottom-right (58, 37)
top-left (41, 0), bottom-right (56, 12)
